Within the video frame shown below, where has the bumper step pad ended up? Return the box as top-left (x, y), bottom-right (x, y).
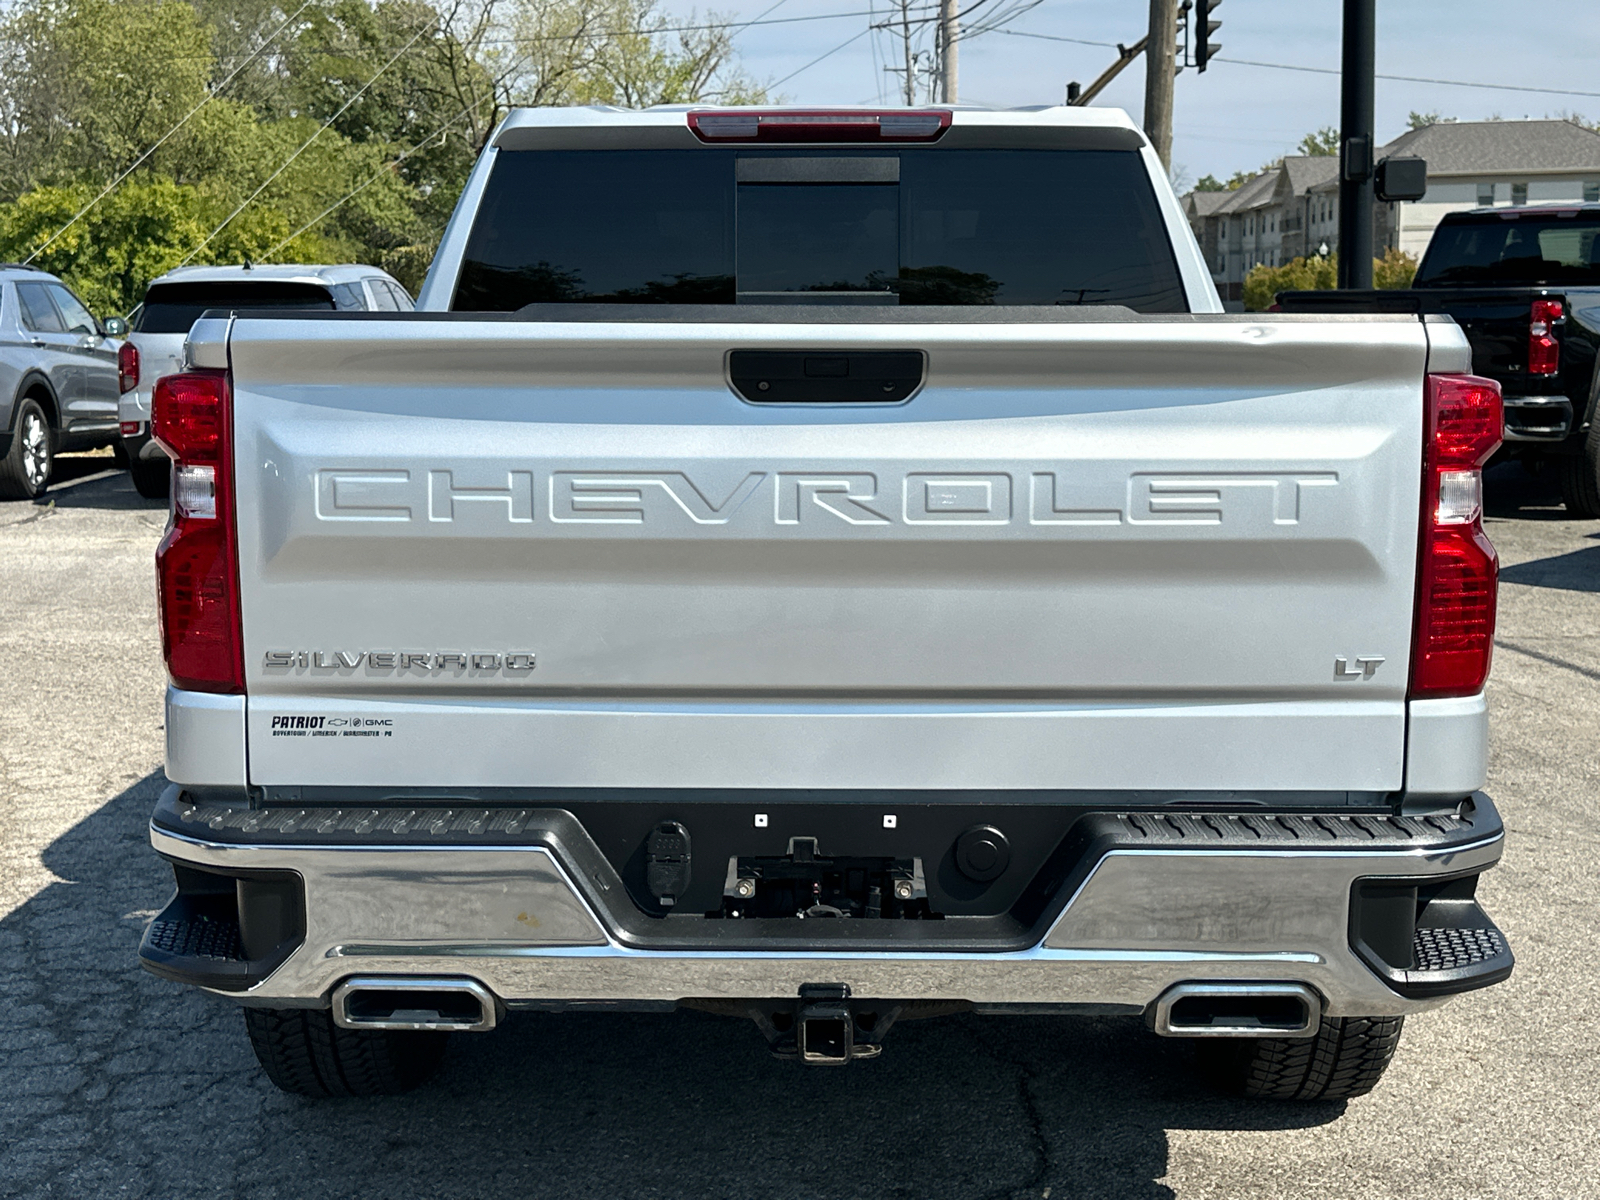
top-left (1350, 865), bottom-right (1514, 999)
top-left (139, 871), bottom-right (305, 992)
top-left (1414, 925), bottom-right (1506, 973)
top-left (145, 913), bottom-right (243, 962)
top-left (139, 894), bottom-right (262, 988)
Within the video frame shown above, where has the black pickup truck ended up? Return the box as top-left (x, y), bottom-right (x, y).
top-left (1279, 204), bottom-right (1600, 516)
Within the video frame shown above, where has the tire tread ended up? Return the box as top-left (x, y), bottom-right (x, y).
top-left (243, 1007), bottom-right (447, 1097)
top-left (1203, 1015), bottom-right (1404, 1101)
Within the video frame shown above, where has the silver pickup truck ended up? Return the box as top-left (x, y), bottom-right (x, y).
top-left (139, 105), bottom-right (1512, 1102)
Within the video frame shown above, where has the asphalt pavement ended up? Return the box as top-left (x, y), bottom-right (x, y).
top-left (0, 455), bottom-right (1596, 1199)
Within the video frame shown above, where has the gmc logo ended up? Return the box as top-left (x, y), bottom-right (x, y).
top-left (315, 468), bottom-right (1338, 529)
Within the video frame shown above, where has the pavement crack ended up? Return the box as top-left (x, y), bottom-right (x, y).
top-left (967, 1024), bottom-right (1052, 1200)
top-left (0, 501), bottom-right (57, 529)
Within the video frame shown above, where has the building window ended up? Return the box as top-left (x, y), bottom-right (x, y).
top-left (1586, 182), bottom-right (1599, 202)
top-left (1478, 183), bottom-right (1495, 206)
top-left (1512, 182), bottom-right (1528, 206)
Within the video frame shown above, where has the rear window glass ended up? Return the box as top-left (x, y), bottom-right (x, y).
top-left (1415, 214), bottom-right (1600, 287)
top-left (133, 281), bottom-right (336, 333)
top-left (453, 149), bottom-right (1186, 311)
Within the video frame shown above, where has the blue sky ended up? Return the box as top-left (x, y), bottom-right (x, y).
top-left (678, 0), bottom-right (1600, 188)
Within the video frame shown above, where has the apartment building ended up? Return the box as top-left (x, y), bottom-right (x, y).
top-left (1184, 119), bottom-right (1600, 307)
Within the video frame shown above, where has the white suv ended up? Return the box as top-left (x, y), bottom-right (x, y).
top-left (117, 264), bottom-right (413, 497)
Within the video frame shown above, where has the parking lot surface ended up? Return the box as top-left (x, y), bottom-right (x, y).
top-left (0, 458), bottom-right (1596, 1199)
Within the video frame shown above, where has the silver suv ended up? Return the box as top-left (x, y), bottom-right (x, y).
top-left (0, 265), bottom-right (122, 499)
top-left (117, 264), bottom-right (414, 497)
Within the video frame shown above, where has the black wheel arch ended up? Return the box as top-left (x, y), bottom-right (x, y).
top-left (8, 371), bottom-right (59, 433)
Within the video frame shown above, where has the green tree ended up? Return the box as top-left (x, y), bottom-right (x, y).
top-left (1242, 248), bottom-right (1419, 311)
top-left (569, 0), bottom-right (767, 106)
top-left (1193, 174), bottom-right (1226, 192)
top-left (0, 0), bottom-right (771, 304)
top-left (0, 178), bottom-right (326, 314)
top-left (0, 0), bottom-right (218, 195)
top-left (1407, 111), bottom-right (1455, 130)
top-left (1373, 246), bottom-right (1419, 289)
top-left (1297, 126), bottom-right (1340, 156)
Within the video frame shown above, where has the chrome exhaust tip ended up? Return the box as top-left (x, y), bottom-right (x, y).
top-left (332, 977), bottom-right (498, 1032)
top-left (1150, 982), bottom-right (1321, 1039)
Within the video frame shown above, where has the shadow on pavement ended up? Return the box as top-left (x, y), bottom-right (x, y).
top-left (1484, 459), bottom-right (1573, 521)
top-left (0, 775), bottom-right (1346, 1198)
top-left (1500, 542), bottom-right (1600, 593)
top-left (31, 461), bottom-right (165, 514)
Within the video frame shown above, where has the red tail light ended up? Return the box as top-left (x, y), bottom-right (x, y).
top-left (1528, 298), bottom-right (1562, 375)
top-left (152, 369), bottom-right (243, 694)
top-left (1410, 374), bottom-right (1502, 699)
top-left (688, 109), bottom-right (950, 143)
top-left (117, 341), bottom-right (139, 394)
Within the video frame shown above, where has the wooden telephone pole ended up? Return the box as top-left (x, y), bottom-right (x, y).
top-left (1143, 0), bottom-right (1177, 168)
top-left (938, 0), bottom-right (959, 103)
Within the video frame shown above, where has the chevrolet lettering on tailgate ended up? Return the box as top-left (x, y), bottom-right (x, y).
top-left (314, 467), bottom-right (1342, 530)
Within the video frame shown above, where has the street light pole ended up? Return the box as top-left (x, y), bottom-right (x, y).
top-left (1338, 0), bottom-right (1375, 288)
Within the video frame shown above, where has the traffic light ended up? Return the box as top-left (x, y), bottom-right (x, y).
top-left (1197, 0), bottom-right (1221, 71)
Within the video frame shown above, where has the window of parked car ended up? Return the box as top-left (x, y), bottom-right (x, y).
top-left (328, 283), bottom-right (367, 311)
top-left (1415, 212), bottom-right (1600, 286)
top-left (47, 284), bottom-right (99, 335)
top-left (133, 281), bottom-right (338, 333)
top-left (16, 282), bottom-right (64, 332)
top-left (364, 278), bottom-right (400, 311)
top-left (383, 280), bottom-right (415, 310)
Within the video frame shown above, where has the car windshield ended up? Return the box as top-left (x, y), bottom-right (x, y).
top-left (1414, 213), bottom-right (1600, 287)
top-left (133, 281), bottom-right (337, 334)
top-left (453, 148), bottom-right (1186, 312)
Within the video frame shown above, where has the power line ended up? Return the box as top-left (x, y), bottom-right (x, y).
top-left (987, 28), bottom-right (1116, 49)
top-left (768, 25), bottom-right (873, 89)
top-left (179, 20), bottom-right (435, 267)
top-left (730, 0), bottom-right (793, 40)
top-left (261, 99), bottom-right (492, 261)
top-left (992, 28), bottom-right (1600, 101)
top-left (22, 0), bottom-right (317, 264)
top-left (143, 7), bottom-right (939, 60)
top-left (1215, 56), bottom-right (1600, 100)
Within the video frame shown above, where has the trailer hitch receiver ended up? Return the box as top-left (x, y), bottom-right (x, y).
top-left (797, 983), bottom-right (873, 1066)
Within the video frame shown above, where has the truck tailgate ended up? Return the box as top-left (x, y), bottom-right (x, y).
top-left (219, 314), bottom-right (1427, 793)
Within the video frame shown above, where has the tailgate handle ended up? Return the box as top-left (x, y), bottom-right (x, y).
top-left (729, 350), bottom-right (924, 404)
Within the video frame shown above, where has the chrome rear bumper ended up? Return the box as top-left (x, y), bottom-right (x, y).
top-left (146, 793), bottom-right (1507, 1020)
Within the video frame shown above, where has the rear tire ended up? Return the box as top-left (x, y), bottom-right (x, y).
top-left (1554, 422), bottom-right (1600, 518)
top-left (243, 1007), bottom-right (449, 1097)
top-left (128, 452), bottom-right (170, 499)
top-left (0, 399), bottom-right (53, 499)
top-left (1197, 1014), bottom-right (1404, 1100)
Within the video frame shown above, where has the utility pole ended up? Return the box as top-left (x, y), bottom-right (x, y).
top-left (1068, 37), bottom-right (1148, 107)
top-left (1337, 0), bottom-right (1375, 288)
top-left (897, 0), bottom-right (916, 106)
top-left (1143, 0), bottom-right (1177, 169)
top-left (938, 0), bottom-right (959, 103)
